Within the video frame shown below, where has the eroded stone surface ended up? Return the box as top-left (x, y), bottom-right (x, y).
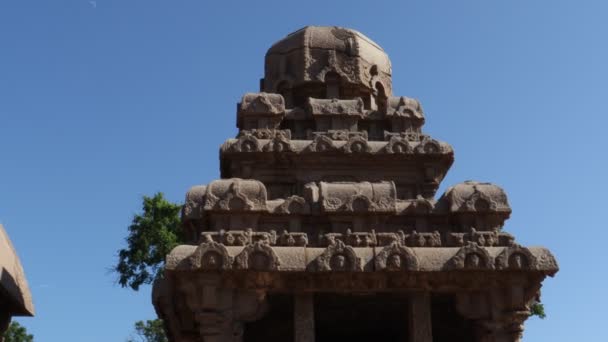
top-left (154, 26), bottom-right (558, 342)
top-left (0, 224), bottom-right (34, 337)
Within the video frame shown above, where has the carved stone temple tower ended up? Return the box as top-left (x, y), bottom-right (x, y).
top-left (153, 26), bottom-right (558, 342)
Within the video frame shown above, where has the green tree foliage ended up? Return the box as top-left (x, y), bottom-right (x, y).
top-left (3, 322), bottom-right (34, 342)
top-left (127, 320), bottom-right (168, 342)
top-left (114, 193), bottom-right (183, 291)
top-left (530, 302), bottom-right (546, 319)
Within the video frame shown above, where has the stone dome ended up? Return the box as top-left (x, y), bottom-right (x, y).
top-left (262, 26), bottom-right (393, 104)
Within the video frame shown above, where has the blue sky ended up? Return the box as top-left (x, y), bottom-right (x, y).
top-left (1, 0), bottom-right (606, 340)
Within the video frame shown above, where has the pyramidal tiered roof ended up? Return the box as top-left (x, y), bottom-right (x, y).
top-left (153, 27), bottom-right (557, 342)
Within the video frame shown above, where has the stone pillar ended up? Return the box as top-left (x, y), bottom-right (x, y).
top-left (475, 313), bottom-right (527, 342)
top-left (408, 292), bottom-right (433, 342)
top-left (294, 293), bottom-right (315, 342)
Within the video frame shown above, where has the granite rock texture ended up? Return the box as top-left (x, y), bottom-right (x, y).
top-left (0, 224), bottom-right (34, 338)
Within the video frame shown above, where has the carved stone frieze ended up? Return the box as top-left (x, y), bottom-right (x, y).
top-left (238, 128), bottom-right (291, 140)
top-left (200, 229), bottom-right (274, 246)
top-left (262, 135), bottom-right (294, 152)
top-left (203, 179), bottom-right (267, 212)
top-left (447, 230), bottom-right (515, 247)
top-left (198, 230), bottom-right (308, 247)
top-left (496, 244), bottom-right (538, 271)
top-left (447, 242), bottom-right (495, 270)
top-left (234, 241), bottom-right (281, 271)
top-left (315, 240), bottom-right (362, 272)
top-left (304, 135), bottom-right (337, 153)
top-left (384, 131), bottom-right (425, 142)
top-left (321, 230), bottom-right (376, 247)
top-left (194, 227), bottom-right (520, 249)
top-left (386, 96), bottom-right (424, 120)
top-left (470, 228), bottom-right (498, 246)
top-left (275, 196), bottom-right (310, 214)
top-left (307, 98), bottom-right (365, 116)
top-left (415, 137), bottom-right (444, 154)
top-left (228, 134), bottom-right (261, 153)
top-left (444, 181), bottom-right (511, 214)
top-left (277, 230), bottom-right (308, 246)
top-left (239, 93), bottom-right (285, 115)
top-left (383, 136), bottom-right (413, 154)
top-left (319, 181), bottom-right (396, 213)
top-left (188, 241), bottom-right (233, 271)
top-left (342, 136), bottom-right (372, 154)
top-left (405, 196), bottom-right (434, 214)
top-left (375, 242), bottom-right (419, 271)
top-left (407, 231), bottom-right (442, 247)
top-left (310, 129), bottom-right (368, 141)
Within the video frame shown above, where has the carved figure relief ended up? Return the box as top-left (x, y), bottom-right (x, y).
top-left (223, 231), bottom-right (249, 246)
top-left (406, 196), bottom-right (434, 214)
top-left (234, 241), bottom-right (280, 271)
top-left (229, 134), bottom-right (261, 153)
top-left (319, 181), bottom-right (396, 213)
top-left (306, 135), bottom-right (337, 153)
top-left (470, 228), bottom-right (499, 247)
top-left (384, 136), bottom-right (413, 154)
top-left (262, 136), bottom-right (293, 152)
top-left (496, 245), bottom-right (537, 270)
top-left (375, 242), bottom-right (419, 271)
top-left (307, 98), bottom-right (365, 116)
top-left (464, 190), bottom-right (498, 212)
top-left (237, 129), bottom-right (291, 140)
top-left (315, 240), bottom-right (361, 271)
top-left (386, 96), bottom-right (424, 119)
top-left (447, 242), bottom-right (494, 270)
top-left (277, 230), bottom-right (308, 246)
top-left (343, 136), bottom-right (371, 154)
top-left (188, 241), bottom-right (233, 271)
top-left (204, 179), bottom-right (267, 212)
top-left (408, 231), bottom-right (442, 247)
top-left (415, 137), bottom-right (443, 154)
top-left (445, 181), bottom-right (511, 214)
top-left (239, 93), bottom-right (285, 115)
top-left (313, 130), bottom-right (368, 141)
top-left (276, 196), bottom-right (309, 214)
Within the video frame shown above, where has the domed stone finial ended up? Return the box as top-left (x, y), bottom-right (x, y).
top-left (262, 26), bottom-right (392, 109)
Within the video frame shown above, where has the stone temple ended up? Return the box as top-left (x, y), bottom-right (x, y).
top-left (153, 26), bottom-right (558, 342)
top-left (0, 224), bottom-right (34, 338)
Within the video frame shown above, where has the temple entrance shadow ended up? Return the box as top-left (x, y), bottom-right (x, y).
top-left (314, 293), bottom-right (410, 342)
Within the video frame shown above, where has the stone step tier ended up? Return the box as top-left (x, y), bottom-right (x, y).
top-left (220, 134), bottom-right (453, 199)
top-left (182, 179), bottom-right (512, 243)
top-left (164, 241), bottom-right (558, 276)
top-left (236, 93), bottom-right (427, 141)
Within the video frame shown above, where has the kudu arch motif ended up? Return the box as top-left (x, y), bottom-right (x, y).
top-left (153, 26), bottom-right (558, 342)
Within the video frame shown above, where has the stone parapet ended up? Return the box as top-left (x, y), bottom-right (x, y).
top-left (165, 242), bottom-right (558, 275)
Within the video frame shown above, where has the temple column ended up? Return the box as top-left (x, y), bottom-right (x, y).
top-left (408, 292), bottom-right (433, 342)
top-left (294, 293), bottom-right (315, 342)
top-left (475, 311), bottom-right (527, 342)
